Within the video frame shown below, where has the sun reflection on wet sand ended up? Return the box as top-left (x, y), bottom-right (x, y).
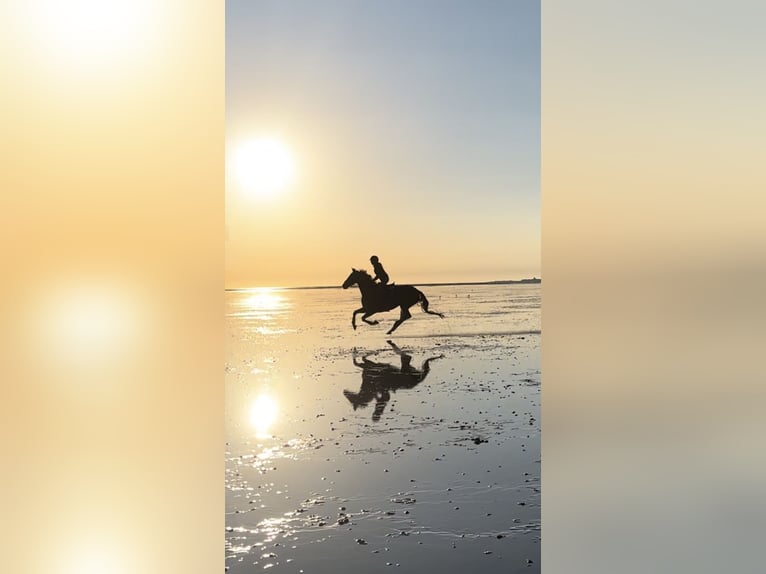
top-left (243, 290), bottom-right (285, 312)
top-left (244, 289), bottom-right (286, 315)
top-left (249, 394), bottom-right (278, 438)
top-left (228, 289), bottom-right (298, 336)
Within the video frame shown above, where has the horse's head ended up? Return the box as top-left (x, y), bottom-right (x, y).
top-left (342, 268), bottom-right (359, 289)
top-left (343, 268), bottom-right (374, 290)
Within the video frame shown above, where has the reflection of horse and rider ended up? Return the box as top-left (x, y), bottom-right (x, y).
top-left (342, 255), bottom-right (444, 334)
top-left (343, 340), bottom-right (444, 421)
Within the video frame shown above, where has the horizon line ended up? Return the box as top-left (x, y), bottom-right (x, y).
top-left (224, 277), bottom-right (541, 292)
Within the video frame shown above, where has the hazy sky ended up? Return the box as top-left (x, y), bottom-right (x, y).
top-left (226, 0), bottom-right (540, 288)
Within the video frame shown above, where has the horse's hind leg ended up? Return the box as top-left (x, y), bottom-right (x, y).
top-left (387, 306), bottom-right (412, 335)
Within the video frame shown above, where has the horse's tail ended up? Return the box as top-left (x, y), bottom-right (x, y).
top-left (418, 290), bottom-right (445, 318)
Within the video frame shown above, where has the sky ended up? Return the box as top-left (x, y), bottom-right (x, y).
top-left (226, 0), bottom-right (540, 288)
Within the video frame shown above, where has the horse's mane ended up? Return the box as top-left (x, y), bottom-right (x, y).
top-left (356, 269), bottom-right (372, 279)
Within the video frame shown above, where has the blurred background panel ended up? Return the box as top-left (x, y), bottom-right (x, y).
top-left (1, 1), bottom-right (223, 573)
top-left (543, 1), bottom-right (766, 573)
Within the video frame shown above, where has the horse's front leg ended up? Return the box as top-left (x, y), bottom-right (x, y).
top-left (361, 312), bottom-right (379, 326)
top-left (352, 307), bottom-right (365, 330)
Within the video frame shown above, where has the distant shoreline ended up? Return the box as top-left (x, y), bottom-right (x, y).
top-left (225, 278), bottom-right (541, 292)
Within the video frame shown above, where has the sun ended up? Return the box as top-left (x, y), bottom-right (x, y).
top-left (233, 137), bottom-right (297, 197)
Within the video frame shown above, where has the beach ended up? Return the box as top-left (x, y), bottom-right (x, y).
top-left (225, 283), bottom-right (540, 573)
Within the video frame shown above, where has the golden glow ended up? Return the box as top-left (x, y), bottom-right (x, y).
top-left (70, 546), bottom-right (127, 574)
top-left (31, 277), bottom-right (144, 373)
top-left (12, 0), bottom-right (158, 77)
top-left (233, 137), bottom-right (297, 197)
top-left (47, 525), bottom-right (137, 574)
top-left (250, 394), bottom-right (279, 438)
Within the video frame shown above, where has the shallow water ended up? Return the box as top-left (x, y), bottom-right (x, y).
top-left (225, 284), bottom-right (540, 573)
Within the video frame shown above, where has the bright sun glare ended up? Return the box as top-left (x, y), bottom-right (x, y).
top-left (250, 394), bottom-right (278, 438)
top-left (233, 137), bottom-right (296, 197)
top-left (244, 290), bottom-right (284, 312)
top-left (14, 0), bottom-right (155, 75)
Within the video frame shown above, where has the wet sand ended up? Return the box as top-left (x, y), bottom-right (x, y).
top-left (225, 285), bottom-right (540, 573)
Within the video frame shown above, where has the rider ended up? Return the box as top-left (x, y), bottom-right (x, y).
top-left (370, 255), bottom-right (390, 286)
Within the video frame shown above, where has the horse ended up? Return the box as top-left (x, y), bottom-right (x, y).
top-left (341, 268), bottom-right (444, 334)
top-left (343, 341), bottom-right (444, 421)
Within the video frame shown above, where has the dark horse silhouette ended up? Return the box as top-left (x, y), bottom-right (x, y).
top-left (343, 341), bottom-right (444, 421)
top-left (341, 268), bottom-right (444, 334)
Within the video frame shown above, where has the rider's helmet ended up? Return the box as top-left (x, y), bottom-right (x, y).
top-left (370, 255), bottom-right (379, 263)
